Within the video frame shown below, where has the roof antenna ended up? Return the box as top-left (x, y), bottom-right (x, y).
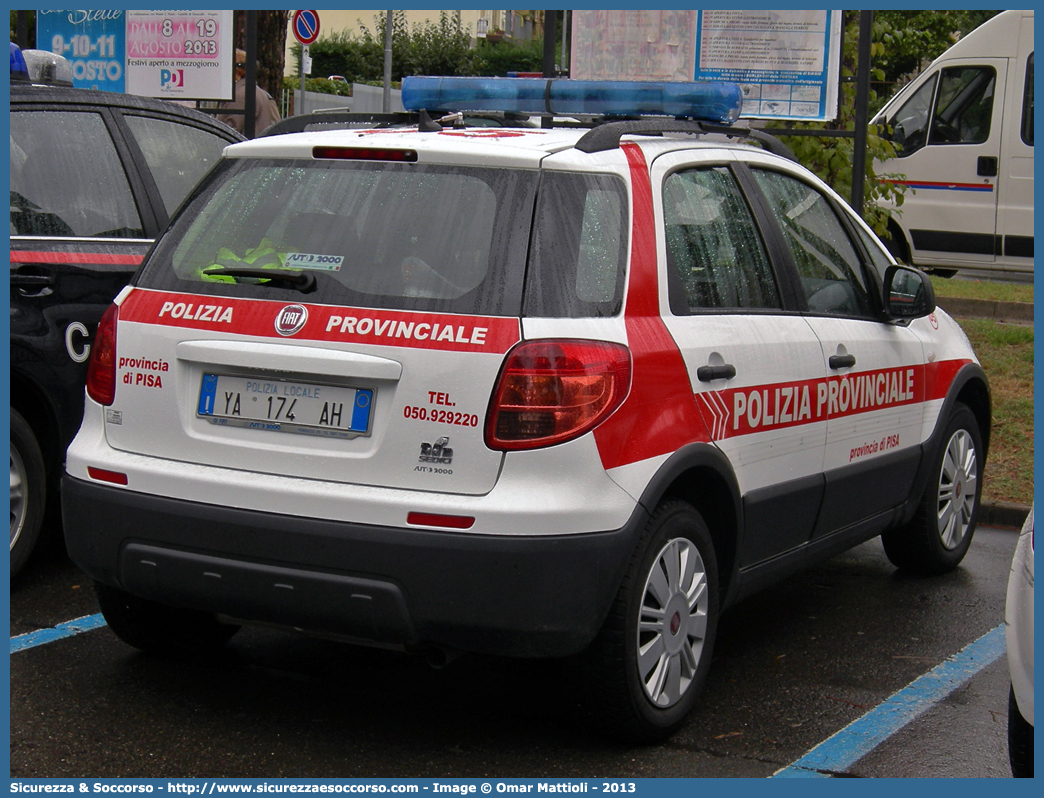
top-left (418, 109), bottom-right (442, 132)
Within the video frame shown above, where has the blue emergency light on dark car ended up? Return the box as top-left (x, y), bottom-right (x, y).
top-left (10, 42), bottom-right (30, 81)
top-left (401, 76), bottom-right (743, 125)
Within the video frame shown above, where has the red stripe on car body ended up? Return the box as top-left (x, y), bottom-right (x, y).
top-left (10, 250), bottom-right (144, 266)
top-left (594, 143), bottom-right (711, 471)
top-left (118, 288), bottom-right (522, 354)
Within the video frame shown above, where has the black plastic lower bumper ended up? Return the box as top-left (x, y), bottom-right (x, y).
top-left (62, 476), bottom-right (646, 658)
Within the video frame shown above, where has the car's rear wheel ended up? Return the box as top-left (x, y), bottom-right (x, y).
top-left (580, 500), bottom-right (719, 743)
top-left (10, 408), bottom-right (46, 576)
top-left (1008, 684), bottom-right (1034, 777)
top-left (95, 582), bottom-right (239, 656)
top-left (882, 402), bottom-right (982, 574)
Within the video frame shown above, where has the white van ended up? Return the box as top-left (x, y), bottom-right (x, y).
top-left (873, 9), bottom-right (1033, 276)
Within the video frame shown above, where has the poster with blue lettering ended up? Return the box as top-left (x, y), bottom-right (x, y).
top-left (36, 8), bottom-right (126, 92)
top-left (693, 10), bottom-right (842, 122)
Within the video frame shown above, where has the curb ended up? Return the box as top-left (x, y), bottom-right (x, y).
top-left (979, 500), bottom-right (1031, 529)
top-left (937, 297), bottom-right (1033, 324)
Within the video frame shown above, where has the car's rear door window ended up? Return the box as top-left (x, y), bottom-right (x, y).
top-left (663, 166), bottom-right (780, 313)
top-left (122, 114), bottom-right (233, 216)
top-left (10, 110), bottom-right (144, 238)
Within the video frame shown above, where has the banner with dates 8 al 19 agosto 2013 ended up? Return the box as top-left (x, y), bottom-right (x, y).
top-left (37, 9), bottom-right (234, 101)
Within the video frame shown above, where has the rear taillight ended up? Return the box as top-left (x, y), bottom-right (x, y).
top-left (86, 303), bottom-right (119, 406)
top-left (485, 340), bottom-right (631, 450)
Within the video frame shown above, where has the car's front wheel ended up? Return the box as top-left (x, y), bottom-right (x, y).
top-left (580, 500), bottom-right (719, 743)
top-left (882, 402), bottom-right (983, 574)
top-left (95, 582), bottom-right (239, 656)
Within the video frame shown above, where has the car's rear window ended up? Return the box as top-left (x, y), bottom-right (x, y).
top-left (139, 158), bottom-right (538, 316)
top-left (139, 157), bottom-right (629, 319)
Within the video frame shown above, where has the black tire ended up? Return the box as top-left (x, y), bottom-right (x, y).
top-left (882, 402), bottom-right (983, 574)
top-left (1008, 684), bottom-right (1034, 777)
top-left (579, 500), bottom-right (719, 743)
top-left (10, 408), bottom-right (46, 576)
top-left (95, 581), bottom-right (239, 656)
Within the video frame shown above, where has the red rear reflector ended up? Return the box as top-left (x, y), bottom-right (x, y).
top-left (486, 339), bottom-right (632, 451)
top-left (312, 146), bottom-right (417, 162)
top-left (407, 512), bottom-right (475, 530)
top-left (86, 302), bottom-right (119, 406)
top-left (87, 467), bottom-right (128, 485)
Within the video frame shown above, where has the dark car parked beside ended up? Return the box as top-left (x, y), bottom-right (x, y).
top-left (10, 47), bottom-right (244, 574)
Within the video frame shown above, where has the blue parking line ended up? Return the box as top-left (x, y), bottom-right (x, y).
top-left (10, 613), bottom-right (108, 653)
top-left (773, 624), bottom-right (1007, 777)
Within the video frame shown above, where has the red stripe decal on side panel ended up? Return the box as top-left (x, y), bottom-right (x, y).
top-left (594, 144), bottom-right (711, 471)
top-left (10, 250), bottom-right (144, 266)
top-left (118, 289), bottom-right (521, 354)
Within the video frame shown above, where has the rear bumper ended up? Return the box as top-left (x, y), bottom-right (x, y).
top-left (63, 475), bottom-right (646, 658)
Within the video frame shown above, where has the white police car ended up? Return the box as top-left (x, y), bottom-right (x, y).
top-left (62, 77), bottom-right (991, 742)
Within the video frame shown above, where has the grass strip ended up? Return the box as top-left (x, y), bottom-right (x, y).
top-left (955, 318), bottom-right (1034, 506)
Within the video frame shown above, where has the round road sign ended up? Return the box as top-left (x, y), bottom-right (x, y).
top-left (292, 10), bottom-right (320, 46)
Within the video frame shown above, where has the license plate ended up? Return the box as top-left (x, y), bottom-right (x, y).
top-left (197, 374), bottom-right (373, 438)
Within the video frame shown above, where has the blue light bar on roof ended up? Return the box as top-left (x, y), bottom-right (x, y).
top-left (10, 42), bottom-right (29, 81)
top-left (401, 77), bottom-right (743, 125)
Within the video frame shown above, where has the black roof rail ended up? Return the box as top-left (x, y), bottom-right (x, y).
top-left (261, 111), bottom-right (416, 137)
top-left (575, 119), bottom-right (796, 161)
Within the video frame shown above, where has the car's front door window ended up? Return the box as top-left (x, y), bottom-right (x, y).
top-left (751, 168), bottom-right (873, 319)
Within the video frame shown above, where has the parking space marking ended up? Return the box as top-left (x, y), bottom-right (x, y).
top-left (773, 624), bottom-right (1007, 777)
top-left (10, 613), bottom-right (108, 653)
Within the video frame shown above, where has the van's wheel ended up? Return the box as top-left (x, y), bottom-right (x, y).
top-left (95, 582), bottom-right (239, 656)
top-left (10, 409), bottom-right (46, 576)
top-left (882, 402), bottom-right (983, 574)
top-left (580, 500), bottom-right (719, 743)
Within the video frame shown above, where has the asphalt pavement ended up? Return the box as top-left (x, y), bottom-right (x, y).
top-left (10, 524), bottom-right (1022, 779)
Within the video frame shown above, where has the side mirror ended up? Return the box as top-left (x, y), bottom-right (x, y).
top-left (884, 265), bottom-right (935, 320)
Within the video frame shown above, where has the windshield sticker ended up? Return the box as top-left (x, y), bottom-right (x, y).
top-left (284, 253), bottom-right (344, 271)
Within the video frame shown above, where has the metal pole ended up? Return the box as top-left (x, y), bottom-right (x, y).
top-left (850, 10), bottom-right (874, 217)
top-left (383, 10), bottom-right (393, 112)
top-left (561, 10), bottom-right (568, 75)
top-left (541, 11), bottom-right (558, 129)
top-left (299, 46), bottom-right (307, 117)
top-left (16, 10), bottom-right (28, 48)
top-left (245, 10), bottom-right (258, 138)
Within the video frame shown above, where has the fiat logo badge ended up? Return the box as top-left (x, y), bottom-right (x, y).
top-left (275, 304), bottom-right (308, 336)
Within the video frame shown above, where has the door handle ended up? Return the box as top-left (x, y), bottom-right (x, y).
top-left (11, 268), bottom-right (55, 298)
top-left (828, 354), bottom-right (856, 370)
top-left (977, 156), bottom-right (998, 177)
top-left (697, 363), bottom-right (736, 382)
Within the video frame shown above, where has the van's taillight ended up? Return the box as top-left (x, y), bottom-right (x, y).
top-left (486, 340), bottom-right (631, 450)
top-left (86, 303), bottom-right (119, 406)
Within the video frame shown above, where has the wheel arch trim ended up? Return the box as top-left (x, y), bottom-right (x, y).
top-left (632, 442), bottom-right (743, 605)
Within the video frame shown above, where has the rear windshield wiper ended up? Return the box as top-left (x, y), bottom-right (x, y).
top-left (201, 267), bottom-right (317, 293)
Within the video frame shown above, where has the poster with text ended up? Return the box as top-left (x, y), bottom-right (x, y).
top-left (124, 10), bottom-right (234, 101)
top-left (570, 9), bottom-right (842, 122)
top-left (694, 10), bottom-right (842, 122)
top-left (36, 9), bottom-right (126, 92)
top-left (571, 10), bottom-right (697, 82)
